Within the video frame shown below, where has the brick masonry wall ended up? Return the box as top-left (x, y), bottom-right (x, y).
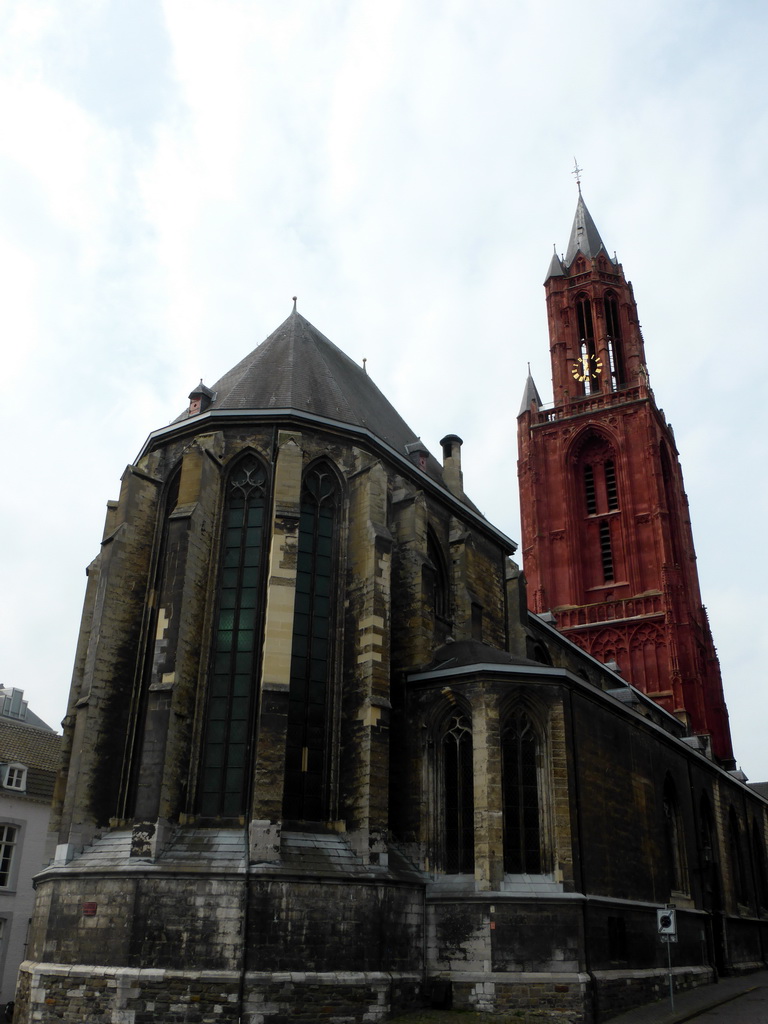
top-left (15, 964), bottom-right (423, 1023)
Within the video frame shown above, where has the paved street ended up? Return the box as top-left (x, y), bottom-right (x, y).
top-left (387, 971), bottom-right (768, 1024)
top-left (606, 970), bottom-right (768, 1024)
top-left (685, 984), bottom-right (768, 1021)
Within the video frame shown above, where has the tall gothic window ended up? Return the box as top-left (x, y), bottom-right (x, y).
top-left (283, 463), bottom-right (340, 822)
top-left (441, 710), bottom-right (474, 873)
top-left (604, 292), bottom-right (625, 391)
top-left (663, 775), bottom-right (689, 894)
top-left (728, 808), bottom-right (747, 905)
top-left (199, 455), bottom-right (269, 818)
top-left (426, 527), bottom-right (451, 642)
top-left (502, 708), bottom-right (542, 874)
top-left (128, 467), bottom-right (181, 819)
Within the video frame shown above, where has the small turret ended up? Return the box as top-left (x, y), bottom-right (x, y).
top-left (187, 380), bottom-right (215, 416)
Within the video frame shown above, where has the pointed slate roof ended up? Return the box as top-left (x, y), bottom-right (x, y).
top-left (518, 371), bottom-right (543, 416)
top-left (176, 310), bottom-right (445, 481)
top-left (564, 194), bottom-right (607, 265)
top-left (544, 250), bottom-right (565, 283)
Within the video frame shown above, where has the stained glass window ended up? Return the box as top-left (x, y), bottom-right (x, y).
top-left (502, 709), bottom-right (541, 874)
top-left (283, 464), bottom-right (339, 822)
top-left (443, 712), bottom-right (474, 873)
top-left (199, 456), bottom-right (268, 818)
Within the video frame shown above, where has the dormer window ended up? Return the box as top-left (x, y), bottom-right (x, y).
top-left (187, 380), bottom-right (215, 416)
top-left (3, 764), bottom-right (27, 791)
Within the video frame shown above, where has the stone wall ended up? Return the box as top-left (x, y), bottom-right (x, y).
top-left (16, 963), bottom-right (423, 1023)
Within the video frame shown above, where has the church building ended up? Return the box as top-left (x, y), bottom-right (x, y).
top-left (16, 198), bottom-right (768, 1023)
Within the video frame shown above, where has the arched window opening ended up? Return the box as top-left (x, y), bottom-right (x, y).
top-left (574, 434), bottom-right (623, 590)
top-left (663, 776), bottom-right (688, 894)
top-left (728, 808), bottom-right (747, 905)
top-left (526, 638), bottom-right (552, 666)
top-left (699, 796), bottom-right (715, 865)
top-left (577, 437), bottom-right (620, 516)
top-left (199, 456), bottom-right (269, 818)
top-left (502, 709), bottom-right (542, 874)
top-left (283, 463), bottom-right (340, 822)
top-left (426, 528), bottom-right (451, 640)
top-left (576, 296), bottom-right (597, 395)
top-left (127, 467), bottom-right (183, 820)
top-left (604, 293), bottom-right (625, 391)
top-left (441, 711), bottom-right (474, 873)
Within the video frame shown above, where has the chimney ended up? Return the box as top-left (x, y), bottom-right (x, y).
top-left (440, 434), bottom-right (464, 498)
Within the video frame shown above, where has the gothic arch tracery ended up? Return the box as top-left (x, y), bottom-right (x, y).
top-left (428, 696), bottom-right (475, 875)
top-left (499, 697), bottom-right (552, 876)
top-left (198, 451), bottom-right (270, 819)
top-left (283, 459), bottom-right (343, 823)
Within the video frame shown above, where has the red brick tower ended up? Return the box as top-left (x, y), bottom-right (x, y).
top-left (517, 191), bottom-right (734, 765)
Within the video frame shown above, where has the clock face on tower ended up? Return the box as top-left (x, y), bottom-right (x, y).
top-left (571, 353), bottom-right (603, 382)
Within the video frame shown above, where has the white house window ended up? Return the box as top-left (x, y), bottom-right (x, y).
top-left (2, 764), bottom-right (27, 792)
top-left (0, 826), bottom-right (18, 887)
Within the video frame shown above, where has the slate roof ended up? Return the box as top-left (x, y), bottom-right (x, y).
top-left (564, 193), bottom-right (609, 265)
top-left (46, 827), bottom-right (423, 884)
top-left (424, 639), bottom-right (541, 672)
top-left (544, 250), bottom-right (565, 283)
top-left (175, 310), bottom-right (446, 484)
top-left (518, 371), bottom-right (543, 416)
top-left (0, 720), bottom-right (61, 802)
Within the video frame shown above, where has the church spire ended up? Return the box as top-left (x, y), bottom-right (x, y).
top-left (564, 193), bottom-right (608, 266)
top-left (518, 192), bottom-right (735, 766)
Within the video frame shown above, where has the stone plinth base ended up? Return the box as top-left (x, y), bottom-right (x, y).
top-left (15, 963), bottom-right (423, 1023)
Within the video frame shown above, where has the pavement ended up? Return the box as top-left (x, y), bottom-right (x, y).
top-left (387, 971), bottom-right (768, 1024)
top-left (607, 969), bottom-right (768, 1023)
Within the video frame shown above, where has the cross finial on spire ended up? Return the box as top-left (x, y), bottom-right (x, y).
top-left (292, 295), bottom-right (297, 312)
top-left (572, 157), bottom-right (583, 194)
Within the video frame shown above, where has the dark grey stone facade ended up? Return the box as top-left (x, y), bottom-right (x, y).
top-left (17, 311), bottom-right (768, 1023)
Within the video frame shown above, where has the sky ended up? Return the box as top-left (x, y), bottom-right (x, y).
top-left (1, 0), bottom-right (767, 782)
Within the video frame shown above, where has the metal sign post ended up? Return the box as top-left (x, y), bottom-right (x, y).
top-left (657, 906), bottom-right (678, 1011)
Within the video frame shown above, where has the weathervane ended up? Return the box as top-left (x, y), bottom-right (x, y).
top-left (572, 157), bottom-right (583, 194)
